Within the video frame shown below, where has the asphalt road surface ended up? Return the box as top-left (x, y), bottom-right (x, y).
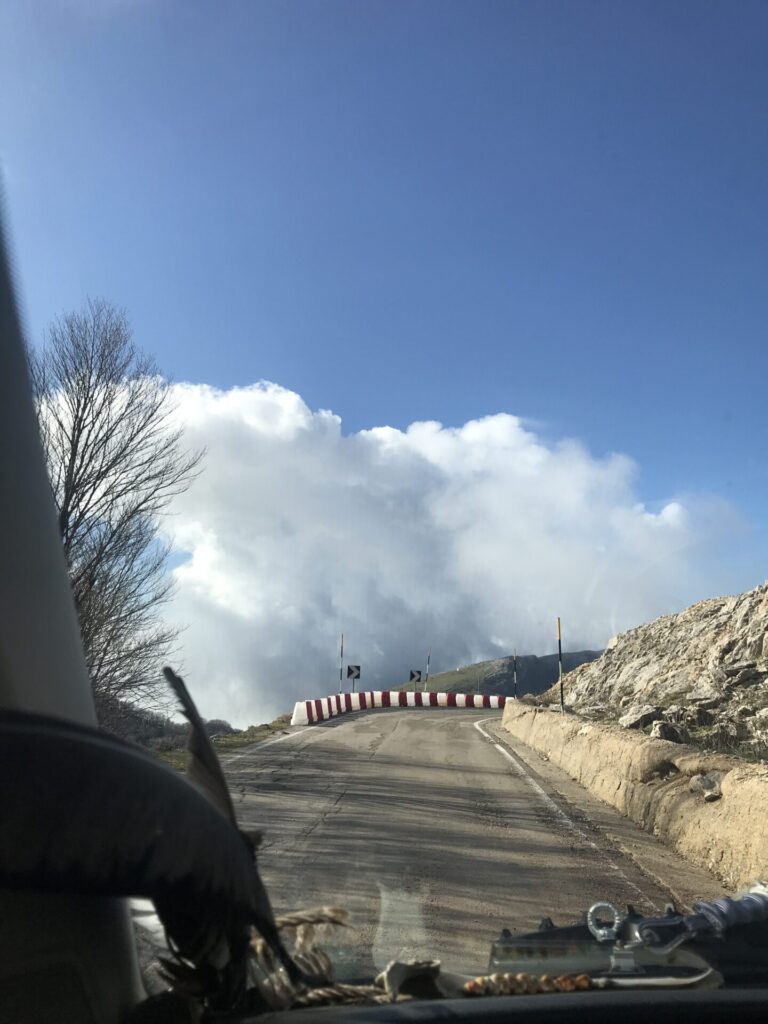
top-left (223, 709), bottom-right (717, 980)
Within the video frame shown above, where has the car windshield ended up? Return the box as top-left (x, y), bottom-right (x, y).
top-left (1, 0), bottom-right (767, 1015)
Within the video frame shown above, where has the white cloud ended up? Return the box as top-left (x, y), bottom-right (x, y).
top-left (162, 381), bottom-right (736, 726)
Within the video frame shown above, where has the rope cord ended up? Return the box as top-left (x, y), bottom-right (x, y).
top-left (692, 893), bottom-right (768, 934)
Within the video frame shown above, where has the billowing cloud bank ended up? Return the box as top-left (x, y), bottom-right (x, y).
top-left (163, 382), bottom-right (730, 725)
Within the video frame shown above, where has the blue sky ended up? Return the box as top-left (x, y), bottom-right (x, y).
top-left (3, 0), bottom-right (767, 581)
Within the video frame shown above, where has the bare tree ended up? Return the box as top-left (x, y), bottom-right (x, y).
top-left (29, 299), bottom-right (202, 719)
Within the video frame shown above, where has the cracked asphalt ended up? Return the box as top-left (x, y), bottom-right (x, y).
top-left (222, 709), bottom-right (718, 979)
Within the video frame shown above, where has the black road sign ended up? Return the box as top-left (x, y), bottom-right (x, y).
top-left (347, 665), bottom-right (361, 679)
top-left (409, 670), bottom-right (422, 682)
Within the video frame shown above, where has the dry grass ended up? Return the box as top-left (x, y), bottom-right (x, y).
top-left (155, 713), bottom-right (292, 771)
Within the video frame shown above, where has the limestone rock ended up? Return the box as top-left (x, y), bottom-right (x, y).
top-left (688, 679), bottom-right (721, 702)
top-left (726, 664), bottom-right (762, 687)
top-left (689, 771), bottom-right (724, 801)
top-left (650, 720), bottom-right (688, 743)
top-left (723, 661), bottom-right (757, 677)
top-left (710, 720), bottom-right (739, 745)
top-left (736, 705), bottom-right (756, 718)
top-left (618, 704), bottom-right (663, 730)
top-left (688, 705), bottom-right (715, 727)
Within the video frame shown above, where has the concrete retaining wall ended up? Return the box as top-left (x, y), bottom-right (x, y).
top-left (291, 690), bottom-right (506, 725)
top-left (501, 703), bottom-right (768, 890)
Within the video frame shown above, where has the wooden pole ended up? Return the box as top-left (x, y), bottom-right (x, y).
top-left (339, 633), bottom-right (344, 692)
top-left (557, 617), bottom-right (564, 712)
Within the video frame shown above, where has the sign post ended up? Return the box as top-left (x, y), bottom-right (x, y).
top-left (557, 617), bottom-right (564, 712)
top-left (424, 648), bottom-right (431, 691)
top-left (347, 664), bottom-right (361, 693)
top-left (409, 670), bottom-right (421, 688)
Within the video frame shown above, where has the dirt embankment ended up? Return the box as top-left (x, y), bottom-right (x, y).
top-left (502, 702), bottom-right (768, 890)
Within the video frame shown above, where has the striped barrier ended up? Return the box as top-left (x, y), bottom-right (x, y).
top-left (290, 690), bottom-right (507, 726)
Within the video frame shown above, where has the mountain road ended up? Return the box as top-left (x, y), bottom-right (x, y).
top-left (222, 708), bottom-right (724, 979)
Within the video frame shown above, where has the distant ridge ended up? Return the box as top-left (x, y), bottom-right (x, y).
top-left (414, 650), bottom-right (602, 698)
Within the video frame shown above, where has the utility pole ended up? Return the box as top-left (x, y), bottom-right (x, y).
top-left (339, 633), bottom-right (344, 693)
top-left (513, 648), bottom-right (517, 700)
top-left (557, 617), bottom-right (564, 712)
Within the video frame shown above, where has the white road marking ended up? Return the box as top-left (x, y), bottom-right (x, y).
top-left (473, 718), bottom-right (598, 848)
top-left (473, 717), bottom-right (656, 907)
top-left (220, 725), bottom-right (319, 763)
top-left (259, 725), bottom-right (319, 747)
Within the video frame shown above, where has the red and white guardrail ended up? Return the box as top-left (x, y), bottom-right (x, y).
top-left (290, 690), bottom-right (507, 726)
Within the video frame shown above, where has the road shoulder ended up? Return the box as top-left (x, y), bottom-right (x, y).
top-left (482, 716), bottom-right (729, 910)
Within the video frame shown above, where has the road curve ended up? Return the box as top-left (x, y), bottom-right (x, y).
top-left (224, 709), bottom-right (686, 978)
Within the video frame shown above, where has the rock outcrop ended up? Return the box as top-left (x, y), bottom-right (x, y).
top-left (545, 583), bottom-right (768, 758)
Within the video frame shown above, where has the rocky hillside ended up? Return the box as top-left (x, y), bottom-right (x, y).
top-left (548, 583), bottom-right (768, 759)
top-left (424, 649), bottom-right (601, 698)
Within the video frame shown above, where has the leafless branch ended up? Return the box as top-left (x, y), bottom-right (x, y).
top-left (29, 298), bottom-right (203, 722)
